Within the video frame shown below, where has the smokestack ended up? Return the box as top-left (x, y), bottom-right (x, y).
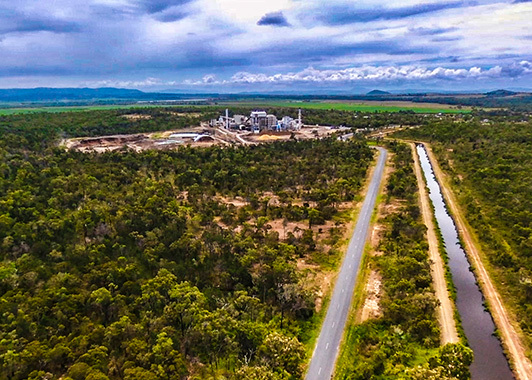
top-left (225, 109), bottom-right (229, 129)
top-left (298, 108), bottom-right (302, 129)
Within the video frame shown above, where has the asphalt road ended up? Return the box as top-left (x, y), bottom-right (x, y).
top-left (305, 147), bottom-right (387, 380)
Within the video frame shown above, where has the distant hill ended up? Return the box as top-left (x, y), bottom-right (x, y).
top-left (485, 89), bottom-right (518, 97)
top-left (0, 88), bottom-right (147, 102)
top-left (367, 90), bottom-right (391, 96)
top-left (0, 87), bottom-right (204, 103)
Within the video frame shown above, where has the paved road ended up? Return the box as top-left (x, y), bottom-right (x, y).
top-left (305, 147), bottom-right (387, 380)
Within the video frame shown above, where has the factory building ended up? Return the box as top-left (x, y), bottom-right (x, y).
top-left (234, 115), bottom-right (246, 124)
top-left (211, 109), bottom-right (302, 131)
top-left (267, 114), bottom-right (278, 128)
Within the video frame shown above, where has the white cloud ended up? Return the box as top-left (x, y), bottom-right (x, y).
top-left (186, 62), bottom-right (529, 86)
top-left (82, 77), bottom-right (172, 87)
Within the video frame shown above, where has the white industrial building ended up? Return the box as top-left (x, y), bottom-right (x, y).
top-left (210, 108), bottom-right (302, 131)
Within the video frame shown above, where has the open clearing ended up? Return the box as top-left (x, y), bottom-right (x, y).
top-left (63, 124), bottom-right (343, 152)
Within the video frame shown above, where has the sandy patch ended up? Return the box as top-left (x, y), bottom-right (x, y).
top-left (121, 114), bottom-right (152, 120)
top-left (360, 270), bottom-right (382, 322)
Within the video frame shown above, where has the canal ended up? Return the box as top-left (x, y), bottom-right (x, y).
top-left (416, 144), bottom-right (514, 380)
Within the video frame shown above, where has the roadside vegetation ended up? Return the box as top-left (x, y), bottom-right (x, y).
top-left (335, 141), bottom-right (472, 380)
top-left (394, 115), bottom-right (532, 359)
top-left (0, 110), bottom-right (375, 379)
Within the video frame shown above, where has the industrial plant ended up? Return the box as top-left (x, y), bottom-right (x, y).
top-left (210, 108), bottom-right (303, 132)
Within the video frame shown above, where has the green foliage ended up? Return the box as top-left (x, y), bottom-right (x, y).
top-left (0, 111), bottom-right (373, 379)
top-left (403, 343), bottom-right (473, 380)
top-left (396, 117), bottom-right (532, 352)
top-left (335, 142), bottom-right (447, 379)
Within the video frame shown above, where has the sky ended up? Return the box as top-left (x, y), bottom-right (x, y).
top-left (1, 0), bottom-right (532, 93)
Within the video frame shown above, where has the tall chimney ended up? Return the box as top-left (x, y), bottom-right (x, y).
top-left (225, 109), bottom-right (229, 129)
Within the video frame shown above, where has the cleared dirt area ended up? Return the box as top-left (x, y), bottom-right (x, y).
top-left (64, 124), bottom-right (345, 152)
top-left (297, 258), bottom-right (332, 313)
top-left (425, 144), bottom-right (532, 380)
top-left (64, 126), bottom-right (224, 152)
top-left (121, 114), bottom-right (152, 120)
top-left (410, 143), bottom-right (459, 344)
top-left (360, 270), bottom-right (382, 321)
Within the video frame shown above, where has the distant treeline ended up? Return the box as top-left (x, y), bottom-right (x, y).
top-left (2, 87), bottom-right (532, 111)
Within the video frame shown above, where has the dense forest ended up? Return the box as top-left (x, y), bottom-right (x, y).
top-left (0, 108), bottom-right (216, 141)
top-left (334, 141), bottom-right (472, 380)
top-left (395, 118), bottom-right (532, 359)
top-left (0, 109), bottom-right (377, 379)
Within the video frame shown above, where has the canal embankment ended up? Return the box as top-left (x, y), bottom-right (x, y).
top-left (416, 144), bottom-right (516, 380)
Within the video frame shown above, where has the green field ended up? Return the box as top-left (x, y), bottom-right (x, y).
top-left (0, 104), bottom-right (188, 115)
top-left (0, 99), bottom-right (471, 115)
top-left (223, 100), bottom-right (470, 114)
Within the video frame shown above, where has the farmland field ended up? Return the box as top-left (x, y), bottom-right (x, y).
top-left (221, 100), bottom-right (471, 113)
top-left (0, 104), bottom-right (191, 115)
top-left (0, 99), bottom-right (472, 115)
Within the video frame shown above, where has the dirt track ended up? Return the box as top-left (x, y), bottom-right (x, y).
top-left (410, 143), bottom-right (459, 344)
top-left (425, 144), bottom-right (532, 380)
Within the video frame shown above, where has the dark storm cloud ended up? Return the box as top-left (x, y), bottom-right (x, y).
top-left (138, 0), bottom-right (195, 14)
top-left (307, 1), bottom-right (467, 25)
top-left (420, 56), bottom-right (462, 64)
top-left (244, 39), bottom-right (438, 66)
top-left (154, 9), bottom-right (190, 22)
top-left (410, 27), bottom-right (458, 36)
top-left (257, 11), bottom-right (291, 27)
top-left (432, 36), bottom-right (462, 42)
top-left (502, 61), bottom-right (532, 76)
top-left (0, 65), bottom-right (76, 77)
top-left (0, 9), bottom-right (80, 34)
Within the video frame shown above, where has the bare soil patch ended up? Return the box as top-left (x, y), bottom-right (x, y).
top-left (121, 114), bottom-right (152, 120)
top-left (360, 270), bottom-right (382, 322)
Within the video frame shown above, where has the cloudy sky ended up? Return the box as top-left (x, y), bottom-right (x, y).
top-left (1, 0), bottom-right (532, 92)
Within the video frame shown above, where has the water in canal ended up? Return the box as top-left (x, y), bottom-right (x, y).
top-left (416, 144), bottom-right (514, 380)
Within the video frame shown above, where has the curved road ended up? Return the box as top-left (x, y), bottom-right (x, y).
top-left (305, 147), bottom-right (387, 380)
